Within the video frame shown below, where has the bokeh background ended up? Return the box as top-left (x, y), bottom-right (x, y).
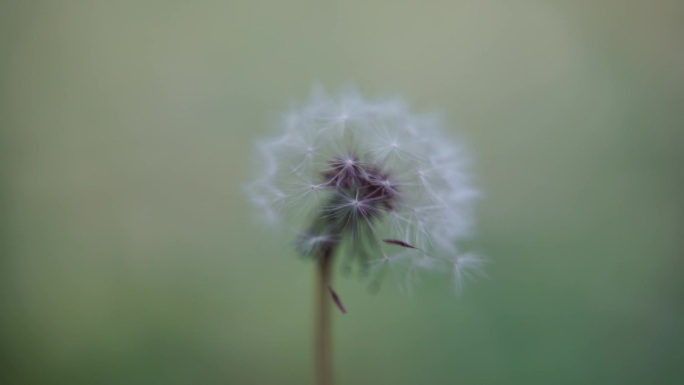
top-left (2, 1), bottom-right (683, 384)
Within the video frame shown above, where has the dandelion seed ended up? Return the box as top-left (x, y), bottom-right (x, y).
top-left (382, 239), bottom-right (419, 249)
top-left (328, 285), bottom-right (347, 314)
top-left (453, 253), bottom-right (489, 295)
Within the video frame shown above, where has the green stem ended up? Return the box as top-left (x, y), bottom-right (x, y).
top-left (315, 246), bottom-right (334, 385)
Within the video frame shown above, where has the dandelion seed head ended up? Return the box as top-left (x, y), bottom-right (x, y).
top-left (246, 88), bottom-right (484, 292)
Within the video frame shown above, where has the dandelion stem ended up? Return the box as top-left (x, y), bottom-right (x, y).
top-left (315, 245), bottom-right (335, 385)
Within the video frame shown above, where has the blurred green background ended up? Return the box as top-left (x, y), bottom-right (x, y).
top-left (1, 1), bottom-right (683, 384)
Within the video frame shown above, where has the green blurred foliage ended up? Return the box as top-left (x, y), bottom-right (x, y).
top-left (1, 1), bottom-right (683, 384)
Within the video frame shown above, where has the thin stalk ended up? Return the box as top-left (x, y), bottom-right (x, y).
top-left (315, 246), bottom-right (334, 385)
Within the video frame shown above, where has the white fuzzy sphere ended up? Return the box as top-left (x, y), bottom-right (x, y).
top-left (247, 87), bottom-right (484, 292)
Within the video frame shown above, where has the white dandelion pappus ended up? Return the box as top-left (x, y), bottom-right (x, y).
top-left (247, 88), bottom-right (484, 293)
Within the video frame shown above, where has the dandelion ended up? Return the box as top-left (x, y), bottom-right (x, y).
top-left (246, 87), bottom-right (484, 384)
